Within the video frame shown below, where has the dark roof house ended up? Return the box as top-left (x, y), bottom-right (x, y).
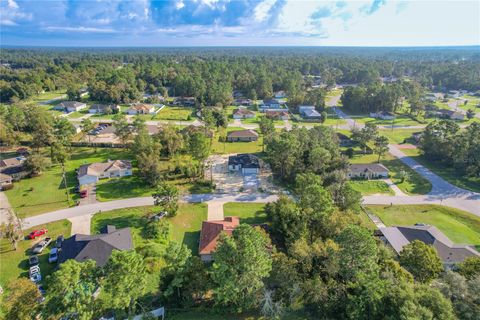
top-left (58, 225), bottom-right (133, 267)
top-left (380, 225), bottom-right (480, 266)
top-left (228, 154), bottom-right (260, 169)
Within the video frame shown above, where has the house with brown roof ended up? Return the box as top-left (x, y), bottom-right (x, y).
top-left (77, 160), bottom-right (132, 186)
top-left (127, 104), bottom-right (155, 115)
top-left (0, 156), bottom-right (27, 180)
top-left (380, 225), bottom-right (480, 267)
top-left (0, 173), bottom-right (13, 190)
top-left (199, 216), bottom-right (240, 262)
top-left (266, 110), bottom-right (290, 120)
top-left (227, 129), bottom-right (259, 142)
top-left (348, 163), bottom-right (389, 179)
top-left (232, 108), bottom-right (255, 119)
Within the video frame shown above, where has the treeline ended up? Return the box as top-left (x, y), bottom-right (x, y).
top-left (1, 47), bottom-right (479, 104)
top-left (419, 121), bottom-right (480, 177)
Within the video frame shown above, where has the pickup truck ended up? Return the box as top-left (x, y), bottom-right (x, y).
top-left (32, 237), bottom-right (52, 254)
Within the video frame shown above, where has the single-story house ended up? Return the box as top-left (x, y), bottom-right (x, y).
top-left (437, 109), bottom-right (465, 121)
top-left (199, 217), bottom-right (240, 262)
top-left (126, 104), bottom-right (155, 115)
top-left (89, 104), bottom-right (120, 114)
top-left (348, 163), bottom-right (389, 179)
top-left (0, 156), bottom-right (27, 180)
top-left (274, 91), bottom-right (287, 99)
top-left (0, 173), bottom-right (13, 190)
top-left (174, 96), bottom-right (196, 107)
top-left (266, 110), bottom-right (290, 120)
top-left (227, 129), bottom-right (259, 142)
top-left (228, 154), bottom-right (260, 174)
top-left (260, 99), bottom-right (281, 111)
top-left (380, 225), bottom-right (480, 267)
top-left (77, 160), bottom-right (132, 186)
top-left (234, 98), bottom-right (252, 106)
top-left (232, 108), bottom-right (256, 119)
top-left (58, 225), bottom-right (133, 267)
top-left (299, 105), bottom-right (322, 119)
top-left (54, 101), bottom-right (87, 113)
top-left (370, 111), bottom-right (396, 120)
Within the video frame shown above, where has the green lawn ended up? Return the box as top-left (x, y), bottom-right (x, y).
top-left (67, 111), bottom-right (88, 119)
top-left (350, 153), bottom-right (432, 195)
top-left (401, 148), bottom-right (480, 193)
top-left (28, 90), bottom-right (66, 104)
top-left (212, 127), bottom-right (263, 154)
top-left (379, 129), bottom-right (421, 144)
top-left (0, 220), bottom-right (71, 288)
top-left (367, 204), bottom-right (480, 250)
top-left (91, 203), bottom-right (207, 255)
top-left (348, 180), bottom-right (394, 195)
top-left (5, 147), bottom-right (132, 218)
top-left (154, 106), bottom-right (194, 121)
top-left (223, 203), bottom-right (268, 224)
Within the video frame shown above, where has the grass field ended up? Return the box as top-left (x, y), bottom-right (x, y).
top-left (367, 204), bottom-right (480, 250)
top-left (350, 152), bottom-right (431, 195)
top-left (0, 219), bottom-right (71, 288)
top-left (154, 106), bottom-right (194, 121)
top-left (379, 129), bottom-right (421, 144)
top-left (91, 203), bottom-right (207, 255)
top-left (223, 202), bottom-right (268, 224)
top-left (28, 90), bottom-right (66, 104)
top-left (4, 147), bottom-right (131, 218)
top-left (348, 180), bottom-right (395, 195)
top-left (401, 148), bottom-right (480, 193)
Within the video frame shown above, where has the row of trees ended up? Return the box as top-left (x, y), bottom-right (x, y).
top-left (419, 121), bottom-right (480, 177)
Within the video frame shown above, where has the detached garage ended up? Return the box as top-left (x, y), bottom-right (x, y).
top-left (228, 154), bottom-right (260, 175)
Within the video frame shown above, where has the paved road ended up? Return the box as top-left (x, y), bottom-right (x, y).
top-left (0, 192), bottom-right (14, 225)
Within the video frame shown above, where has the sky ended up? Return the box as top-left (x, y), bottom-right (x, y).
top-left (1, 0), bottom-right (479, 47)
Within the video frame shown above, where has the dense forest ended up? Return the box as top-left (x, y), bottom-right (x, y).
top-left (1, 47), bottom-right (479, 104)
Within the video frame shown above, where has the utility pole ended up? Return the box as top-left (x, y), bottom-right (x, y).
top-left (61, 163), bottom-right (70, 203)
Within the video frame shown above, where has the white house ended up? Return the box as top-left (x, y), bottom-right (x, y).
top-left (348, 163), bottom-right (389, 179)
top-left (232, 108), bottom-right (255, 119)
top-left (54, 101), bottom-right (87, 113)
top-left (77, 160), bottom-right (132, 186)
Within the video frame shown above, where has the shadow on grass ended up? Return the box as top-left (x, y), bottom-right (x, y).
top-left (182, 231), bottom-right (200, 255)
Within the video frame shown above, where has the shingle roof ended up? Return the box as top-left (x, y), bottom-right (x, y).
top-left (227, 129), bottom-right (259, 138)
top-left (57, 101), bottom-right (85, 109)
top-left (228, 154), bottom-right (260, 169)
top-left (233, 108), bottom-right (255, 116)
top-left (0, 157), bottom-right (25, 169)
top-left (129, 104), bottom-right (153, 112)
top-left (349, 163), bottom-right (389, 174)
top-left (0, 173), bottom-right (12, 182)
top-left (380, 225), bottom-right (480, 264)
top-left (199, 217), bottom-right (240, 255)
top-left (77, 160), bottom-right (132, 178)
top-left (58, 225), bottom-right (133, 267)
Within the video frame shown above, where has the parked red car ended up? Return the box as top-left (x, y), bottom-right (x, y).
top-left (79, 190), bottom-right (88, 198)
top-left (28, 229), bottom-right (48, 239)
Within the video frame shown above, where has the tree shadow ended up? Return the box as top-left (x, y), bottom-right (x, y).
top-left (182, 231), bottom-right (200, 255)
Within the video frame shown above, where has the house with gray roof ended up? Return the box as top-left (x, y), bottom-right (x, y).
top-left (299, 105), bottom-right (322, 119)
top-left (54, 101), bottom-right (87, 112)
top-left (227, 129), bottom-right (259, 142)
top-left (77, 160), bottom-right (132, 186)
top-left (348, 163), bottom-right (389, 179)
top-left (58, 225), bottom-right (133, 267)
top-left (380, 225), bottom-right (480, 267)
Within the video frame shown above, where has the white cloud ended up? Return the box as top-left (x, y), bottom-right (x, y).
top-left (254, 0), bottom-right (277, 22)
top-left (43, 26), bottom-right (116, 33)
top-left (176, 0), bottom-right (185, 10)
top-left (1, 0), bottom-right (32, 26)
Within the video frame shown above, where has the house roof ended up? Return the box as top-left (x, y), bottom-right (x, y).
top-left (199, 217), bottom-right (240, 255)
top-left (227, 129), bottom-right (259, 138)
top-left (349, 163), bottom-right (389, 173)
top-left (228, 154), bottom-right (260, 169)
top-left (58, 225), bottom-right (133, 266)
top-left (233, 108), bottom-right (255, 116)
top-left (303, 109), bottom-right (322, 118)
top-left (0, 173), bottom-right (12, 182)
top-left (266, 110), bottom-right (289, 117)
top-left (438, 109), bottom-right (463, 117)
top-left (380, 225), bottom-right (480, 264)
top-left (57, 101), bottom-right (85, 109)
top-left (128, 104), bottom-right (153, 112)
top-left (78, 160), bottom-right (132, 178)
top-left (0, 156), bottom-right (25, 169)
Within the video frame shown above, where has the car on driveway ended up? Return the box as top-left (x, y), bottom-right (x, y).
top-left (32, 238), bottom-right (52, 254)
top-left (56, 235), bottom-right (64, 249)
top-left (28, 229), bottom-right (48, 239)
top-left (80, 190), bottom-right (88, 198)
top-left (29, 266), bottom-right (41, 283)
top-left (28, 255), bottom-right (39, 266)
top-left (48, 248), bottom-right (58, 263)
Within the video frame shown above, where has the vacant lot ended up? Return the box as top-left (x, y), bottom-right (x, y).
top-left (349, 180), bottom-right (394, 195)
top-left (5, 147), bottom-right (131, 218)
top-left (223, 202), bottom-right (268, 224)
top-left (91, 203), bottom-right (207, 255)
top-left (0, 219), bottom-right (71, 287)
top-left (402, 148), bottom-right (480, 193)
top-left (368, 204), bottom-right (480, 250)
top-left (154, 106), bottom-right (193, 121)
